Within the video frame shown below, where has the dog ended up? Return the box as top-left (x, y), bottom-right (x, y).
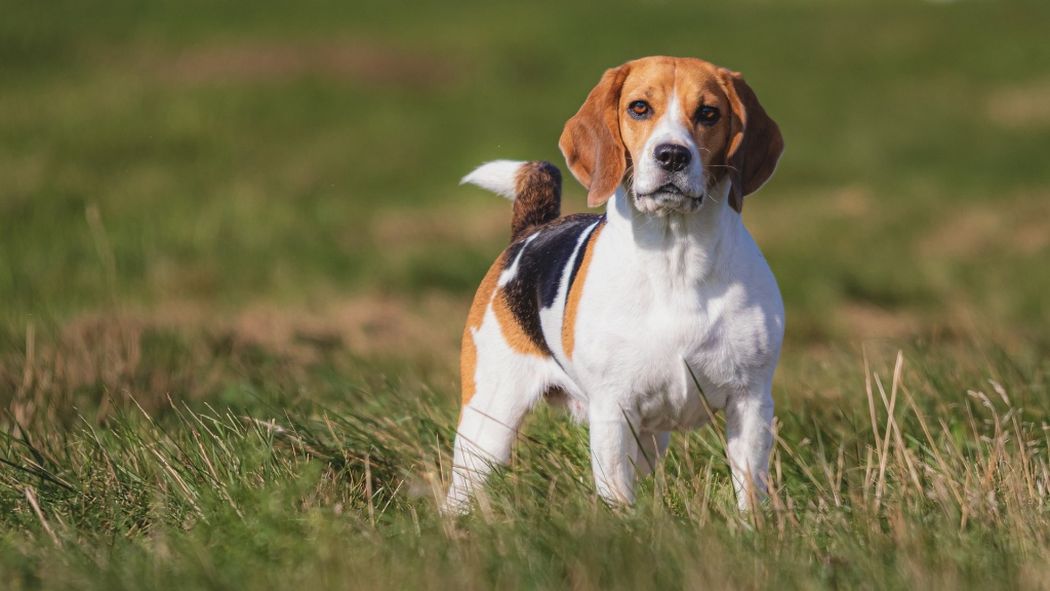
top-left (444, 56), bottom-right (784, 513)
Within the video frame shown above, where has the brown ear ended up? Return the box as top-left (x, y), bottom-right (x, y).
top-left (719, 68), bottom-right (784, 212)
top-left (559, 65), bottom-right (629, 207)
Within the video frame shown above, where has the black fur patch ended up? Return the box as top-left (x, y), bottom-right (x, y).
top-left (500, 213), bottom-right (604, 354)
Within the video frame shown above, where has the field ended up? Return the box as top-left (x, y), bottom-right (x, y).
top-left (2, 0), bottom-right (1049, 588)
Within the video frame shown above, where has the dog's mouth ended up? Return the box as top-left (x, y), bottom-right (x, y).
top-left (631, 183), bottom-right (706, 216)
top-left (638, 183), bottom-right (703, 201)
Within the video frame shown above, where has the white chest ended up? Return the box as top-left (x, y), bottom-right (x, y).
top-left (562, 197), bottom-right (784, 431)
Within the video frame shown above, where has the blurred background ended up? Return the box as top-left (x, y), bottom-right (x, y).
top-left (1, 0), bottom-right (1048, 417)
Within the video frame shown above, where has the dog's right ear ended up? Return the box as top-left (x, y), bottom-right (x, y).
top-left (559, 65), bottom-right (629, 207)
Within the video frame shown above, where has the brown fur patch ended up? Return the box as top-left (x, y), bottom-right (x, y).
top-left (460, 329), bottom-right (479, 407)
top-left (561, 221), bottom-right (605, 359)
top-left (511, 162), bottom-right (562, 240)
top-left (460, 257), bottom-right (504, 406)
top-left (460, 254), bottom-right (504, 406)
top-left (492, 289), bottom-right (547, 357)
top-left (560, 66), bottom-right (631, 207)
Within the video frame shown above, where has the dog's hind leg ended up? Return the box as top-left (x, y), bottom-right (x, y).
top-left (444, 390), bottom-right (530, 513)
top-left (443, 347), bottom-right (551, 514)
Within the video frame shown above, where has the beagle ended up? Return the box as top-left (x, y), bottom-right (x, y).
top-left (444, 56), bottom-right (785, 513)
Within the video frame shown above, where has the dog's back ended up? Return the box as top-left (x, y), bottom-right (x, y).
top-left (458, 160), bottom-right (603, 406)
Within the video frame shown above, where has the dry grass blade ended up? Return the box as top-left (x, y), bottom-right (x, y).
top-left (901, 384), bottom-right (965, 509)
top-left (24, 486), bottom-right (60, 547)
top-left (873, 352), bottom-right (903, 511)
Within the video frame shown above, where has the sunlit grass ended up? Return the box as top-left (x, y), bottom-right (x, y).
top-left (2, 0), bottom-right (1049, 588)
top-left (1, 345), bottom-right (1046, 590)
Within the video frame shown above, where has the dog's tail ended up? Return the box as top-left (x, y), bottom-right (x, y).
top-left (461, 160), bottom-right (561, 241)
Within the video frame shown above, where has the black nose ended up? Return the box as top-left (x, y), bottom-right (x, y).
top-left (654, 143), bottom-right (691, 172)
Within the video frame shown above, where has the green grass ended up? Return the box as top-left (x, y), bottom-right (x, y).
top-left (2, 346), bottom-right (1047, 589)
top-left (1, 0), bottom-right (1049, 588)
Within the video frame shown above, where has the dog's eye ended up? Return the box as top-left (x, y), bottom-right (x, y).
top-left (627, 100), bottom-right (651, 119)
top-left (696, 105), bottom-right (720, 126)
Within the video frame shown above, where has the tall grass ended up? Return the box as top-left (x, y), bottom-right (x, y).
top-left (1, 344), bottom-right (1046, 590)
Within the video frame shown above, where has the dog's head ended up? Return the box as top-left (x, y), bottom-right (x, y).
top-left (559, 56), bottom-right (784, 215)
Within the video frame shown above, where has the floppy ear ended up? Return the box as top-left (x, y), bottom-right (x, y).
top-left (559, 65), bottom-right (629, 207)
top-left (719, 68), bottom-right (784, 212)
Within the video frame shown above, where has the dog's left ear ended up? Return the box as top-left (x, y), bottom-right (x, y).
top-left (718, 68), bottom-right (784, 212)
top-left (559, 65), bottom-right (630, 207)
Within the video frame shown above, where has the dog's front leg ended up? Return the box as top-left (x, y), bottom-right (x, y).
top-left (588, 404), bottom-right (642, 506)
top-left (725, 387), bottom-right (774, 511)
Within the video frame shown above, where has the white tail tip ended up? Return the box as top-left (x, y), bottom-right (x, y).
top-left (460, 160), bottom-right (525, 200)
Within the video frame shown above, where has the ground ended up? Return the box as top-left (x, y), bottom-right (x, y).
top-left (1, 0), bottom-right (1048, 589)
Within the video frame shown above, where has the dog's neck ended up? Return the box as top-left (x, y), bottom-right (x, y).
top-left (605, 178), bottom-right (741, 290)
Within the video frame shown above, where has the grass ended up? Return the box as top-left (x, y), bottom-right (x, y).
top-left (2, 345), bottom-right (1047, 589)
top-left (1, 0), bottom-right (1049, 588)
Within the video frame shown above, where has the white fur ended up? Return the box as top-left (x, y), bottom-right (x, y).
top-left (498, 232), bottom-right (537, 287)
top-left (460, 160), bottom-right (526, 200)
top-left (446, 153), bottom-right (782, 514)
top-left (631, 92), bottom-right (707, 215)
top-left (572, 181), bottom-right (782, 508)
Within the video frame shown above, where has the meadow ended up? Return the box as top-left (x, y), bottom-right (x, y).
top-left (1, 0), bottom-right (1048, 588)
